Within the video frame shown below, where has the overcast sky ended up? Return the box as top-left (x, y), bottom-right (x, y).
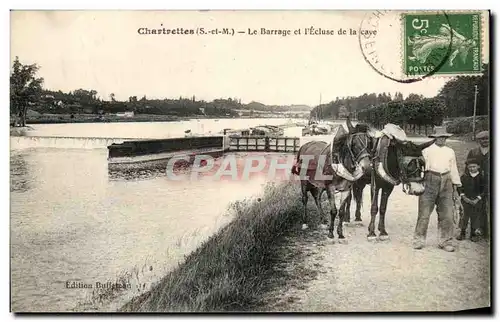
top-left (10, 10), bottom-right (488, 106)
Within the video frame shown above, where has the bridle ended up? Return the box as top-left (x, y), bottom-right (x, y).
top-left (346, 133), bottom-right (371, 166)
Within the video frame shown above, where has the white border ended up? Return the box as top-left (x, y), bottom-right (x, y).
top-left (3, 1), bottom-right (497, 322)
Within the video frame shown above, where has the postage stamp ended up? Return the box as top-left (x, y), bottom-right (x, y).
top-left (403, 12), bottom-right (483, 76)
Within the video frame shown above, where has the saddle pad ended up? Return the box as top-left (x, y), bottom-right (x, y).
top-left (295, 140), bottom-right (332, 171)
top-left (382, 123), bottom-right (408, 142)
top-left (374, 135), bottom-right (426, 186)
top-left (374, 135), bottom-right (401, 185)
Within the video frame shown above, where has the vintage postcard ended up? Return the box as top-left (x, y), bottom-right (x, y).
top-left (10, 10), bottom-right (491, 313)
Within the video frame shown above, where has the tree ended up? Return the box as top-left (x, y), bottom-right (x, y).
top-left (73, 88), bottom-right (98, 105)
top-left (406, 93), bottom-right (425, 101)
top-left (357, 97), bottom-right (444, 133)
top-left (436, 63), bottom-right (489, 117)
top-left (10, 57), bottom-right (44, 127)
top-left (394, 92), bottom-right (404, 101)
top-left (109, 93), bottom-right (116, 102)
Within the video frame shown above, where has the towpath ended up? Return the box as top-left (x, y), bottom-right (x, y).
top-left (263, 187), bottom-right (490, 312)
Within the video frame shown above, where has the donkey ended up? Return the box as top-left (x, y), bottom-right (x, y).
top-left (291, 122), bottom-right (373, 240)
top-left (342, 119), bottom-right (436, 240)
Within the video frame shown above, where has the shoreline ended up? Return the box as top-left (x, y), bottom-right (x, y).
top-left (12, 114), bottom-right (303, 125)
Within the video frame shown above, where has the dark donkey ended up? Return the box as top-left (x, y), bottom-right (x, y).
top-left (342, 119), bottom-right (436, 241)
top-left (291, 122), bottom-right (372, 240)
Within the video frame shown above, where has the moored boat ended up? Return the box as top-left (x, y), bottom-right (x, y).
top-left (250, 125), bottom-right (284, 136)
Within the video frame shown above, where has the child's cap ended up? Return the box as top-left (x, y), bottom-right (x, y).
top-left (466, 157), bottom-right (480, 166)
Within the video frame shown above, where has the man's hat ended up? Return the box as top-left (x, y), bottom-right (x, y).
top-left (476, 131), bottom-right (489, 139)
top-left (428, 126), bottom-right (453, 138)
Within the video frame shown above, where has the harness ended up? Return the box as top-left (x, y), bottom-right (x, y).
top-left (373, 135), bottom-right (426, 195)
top-left (293, 131), bottom-right (370, 184)
top-left (346, 133), bottom-right (371, 166)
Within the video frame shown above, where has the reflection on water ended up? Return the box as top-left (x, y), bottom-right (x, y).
top-left (10, 147), bottom-right (271, 312)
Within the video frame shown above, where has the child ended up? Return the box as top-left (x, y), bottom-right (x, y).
top-left (457, 157), bottom-right (485, 242)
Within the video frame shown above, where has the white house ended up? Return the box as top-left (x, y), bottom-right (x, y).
top-left (116, 111), bottom-right (134, 117)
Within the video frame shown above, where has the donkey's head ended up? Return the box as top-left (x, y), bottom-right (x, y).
top-left (344, 116), bottom-right (375, 174)
top-left (392, 138), bottom-right (436, 195)
top-left (340, 131), bottom-right (373, 175)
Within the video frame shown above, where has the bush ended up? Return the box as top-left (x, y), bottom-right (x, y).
top-left (445, 116), bottom-right (489, 135)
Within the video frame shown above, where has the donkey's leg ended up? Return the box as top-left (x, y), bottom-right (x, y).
top-left (325, 187), bottom-right (337, 239)
top-left (301, 182), bottom-right (309, 230)
top-left (378, 185), bottom-right (394, 240)
top-left (368, 185), bottom-right (380, 240)
top-left (353, 182), bottom-right (364, 222)
top-left (337, 190), bottom-right (352, 241)
top-left (343, 193), bottom-right (352, 223)
top-left (312, 187), bottom-right (328, 229)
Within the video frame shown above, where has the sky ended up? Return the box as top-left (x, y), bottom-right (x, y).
top-left (10, 10), bottom-right (489, 106)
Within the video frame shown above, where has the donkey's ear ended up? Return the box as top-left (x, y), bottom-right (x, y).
top-left (346, 114), bottom-right (355, 133)
top-left (416, 139), bottom-right (436, 150)
top-left (366, 125), bottom-right (379, 138)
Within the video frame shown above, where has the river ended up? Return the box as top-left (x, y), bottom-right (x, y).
top-left (17, 118), bottom-right (303, 139)
top-left (10, 118), bottom-right (306, 312)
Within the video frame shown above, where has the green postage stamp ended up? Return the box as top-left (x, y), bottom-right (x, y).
top-left (403, 12), bottom-right (482, 76)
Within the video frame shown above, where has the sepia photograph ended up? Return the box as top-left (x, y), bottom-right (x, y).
top-left (9, 9), bottom-right (491, 313)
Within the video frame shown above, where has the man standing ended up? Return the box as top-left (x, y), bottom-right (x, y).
top-left (466, 130), bottom-right (490, 238)
top-left (413, 127), bottom-right (462, 252)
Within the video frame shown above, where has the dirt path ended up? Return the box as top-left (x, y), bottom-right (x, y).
top-left (264, 188), bottom-right (490, 312)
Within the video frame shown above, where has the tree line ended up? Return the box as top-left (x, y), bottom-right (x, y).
top-left (10, 56), bottom-right (315, 126)
top-left (38, 89), bottom-right (240, 117)
top-left (357, 97), bottom-right (445, 134)
top-left (310, 64), bottom-right (489, 130)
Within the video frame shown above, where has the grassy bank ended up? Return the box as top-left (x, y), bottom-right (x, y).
top-left (120, 182), bottom-right (305, 312)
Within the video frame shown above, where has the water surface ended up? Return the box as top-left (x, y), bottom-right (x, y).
top-left (11, 119), bottom-right (300, 312)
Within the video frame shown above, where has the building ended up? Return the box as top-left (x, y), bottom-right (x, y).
top-left (116, 111), bottom-right (134, 117)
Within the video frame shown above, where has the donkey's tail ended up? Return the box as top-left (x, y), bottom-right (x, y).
top-left (291, 146), bottom-right (303, 175)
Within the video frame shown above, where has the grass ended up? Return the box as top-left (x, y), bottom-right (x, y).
top-left (120, 181), bottom-right (306, 312)
top-left (74, 256), bottom-right (170, 312)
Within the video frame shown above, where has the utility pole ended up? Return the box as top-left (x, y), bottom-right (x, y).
top-left (472, 84), bottom-right (478, 140)
top-left (318, 93), bottom-right (322, 121)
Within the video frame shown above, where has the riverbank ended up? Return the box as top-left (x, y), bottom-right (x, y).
top-left (120, 182), bottom-right (306, 312)
top-left (15, 113), bottom-right (214, 124)
top-left (13, 113), bottom-right (298, 125)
